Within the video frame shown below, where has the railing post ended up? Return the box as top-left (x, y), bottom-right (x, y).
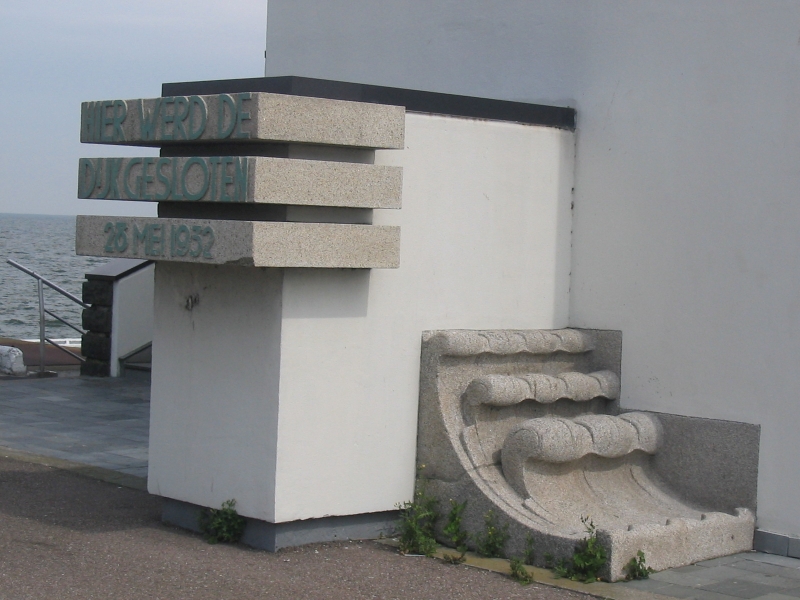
top-left (37, 278), bottom-right (45, 374)
top-left (6, 258), bottom-right (90, 375)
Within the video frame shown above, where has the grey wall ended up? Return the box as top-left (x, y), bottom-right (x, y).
top-left (264, 0), bottom-right (800, 537)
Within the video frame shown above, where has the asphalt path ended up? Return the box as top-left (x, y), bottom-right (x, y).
top-left (0, 455), bottom-right (595, 600)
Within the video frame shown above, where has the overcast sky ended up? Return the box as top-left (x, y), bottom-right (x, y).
top-left (0, 1), bottom-right (268, 216)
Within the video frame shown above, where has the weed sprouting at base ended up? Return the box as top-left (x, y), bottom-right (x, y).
top-left (442, 499), bottom-right (469, 564)
top-left (509, 557), bottom-right (535, 585)
top-left (624, 550), bottom-right (655, 580)
top-left (474, 509), bottom-right (510, 558)
top-left (396, 478), bottom-right (439, 556)
top-left (198, 499), bottom-right (246, 544)
top-left (523, 534), bottom-right (536, 565)
top-left (551, 516), bottom-right (608, 583)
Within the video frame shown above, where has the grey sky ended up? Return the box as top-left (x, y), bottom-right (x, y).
top-left (0, 1), bottom-right (267, 216)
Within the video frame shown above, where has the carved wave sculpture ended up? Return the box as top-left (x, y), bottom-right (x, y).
top-left (429, 328), bottom-right (593, 357)
top-left (502, 412), bottom-right (661, 496)
top-left (417, 328), bottom-right (756, 581)
top-left (463, 371), bottom-right (620, 406)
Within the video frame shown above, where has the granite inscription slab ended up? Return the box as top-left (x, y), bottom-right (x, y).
top-left (80, 93), bottom-right (404, 149)
top-left (76, 216), bottom-right (400, 268)
top-left (77, 156), bottom-right (402, 208)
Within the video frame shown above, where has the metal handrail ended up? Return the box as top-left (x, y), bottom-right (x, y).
top-left (6, 258), bottom-right (87, 374)
top-left (45, 337), bottom-right (85, 362)
top-left (7, 259), bottom-right (89, 308)
top-left (118, 341), bottom-right (152, 363)
top-left (45, 309), bottom-right (85, 335)
top-left (118, 341), bottom-right (152, 374)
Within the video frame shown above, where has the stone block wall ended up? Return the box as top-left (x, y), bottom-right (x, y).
top-left (80, 279), bottom-right (113, 376)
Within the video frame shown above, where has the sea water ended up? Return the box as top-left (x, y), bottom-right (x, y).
top-left (0, 214), bottom-right (109, 340)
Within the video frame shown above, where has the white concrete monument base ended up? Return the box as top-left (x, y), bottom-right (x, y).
top-left (144, 81), bottom-right (574, 542)
top-left (76, 77), bottom-right (575, 545)
top-left (148, 262), bottom-right (403, 546)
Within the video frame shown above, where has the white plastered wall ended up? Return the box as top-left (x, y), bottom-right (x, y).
top-left (273, 113), bottom-right (573, 521)
top-left (109, 263), bottom-right (154, 377)
top-left (148, 264), bottom-right (284, 521)
top-left (265, 0), bottom-right (800, 535)
top-left (147, 113), bottom-right (573, 523)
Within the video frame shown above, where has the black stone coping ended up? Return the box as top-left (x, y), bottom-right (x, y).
top-left (162, 76), bottom-right (575, 131)
top-left (85, 258), bottom-right (152, 282)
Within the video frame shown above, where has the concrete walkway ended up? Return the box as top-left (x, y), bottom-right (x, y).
top-left (1, 372), bottom-right (799, 600)
top-left (620, 553), bottom-right (800, 599)
top-left (0, 370), bottom-right (149, 479)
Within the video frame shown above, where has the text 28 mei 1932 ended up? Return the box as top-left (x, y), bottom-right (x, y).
top-left (102, 221), bottom-right (215, 259)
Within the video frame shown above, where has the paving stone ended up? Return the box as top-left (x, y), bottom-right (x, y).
top-left (639, 583), bottom-right (703, 598)
top-left (689, 590), bottom-right (754, 600)
top-left (32, 421), bottom-right (91, 433)
top-left (117, 465), bottom-right (148, 478)
top-left (13, 444), bottom-right (71, 458)
top-left (651, 570), bottom-right (720, 587)
top-left (751, 555), bottom-right (800, 570)
top-left (38, 395), bottom-right (73, 402)
top-left (699, 565), bottom-right (761, 581)
top-left (0, 374), bottom-right (150, 477)
top-left (620, 578), bottom-right (671, 591)
top-left (84, 454), bottom-right (143, 468)
top-left (672, 565), bottom-right (715, 574)
top-left (700, 579), bottom-right (785, 599)
top-left (0, 414), bottom-right (41, 424)
top-left (734, 572), bottom-right (800, 589)
top-left (107, 447), bottom-right (148, 460)
top-left (0, 426), bottom-right (52, 439)
top-left (17, 448), bottom-right (77, 461)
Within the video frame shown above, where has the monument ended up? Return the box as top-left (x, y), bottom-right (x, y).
top-left (75, 77), bottom-right (757, 575)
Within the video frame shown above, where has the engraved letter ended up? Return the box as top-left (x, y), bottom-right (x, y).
top-left (217, 94), bottom-right (237, 138)
top-left (173, 97), bottom-right (189, 140)
top-left (100, 101), bottom-right (113, 143)
top-left (220, 157), bottom-right (233, 202)
top-left (234, 157), bottom-right (249, 202)
top-left (187, 96), bottom-right (207, 140)
top-left (132, 224), bottom-right (147, 254)
top-left (160, 97), bottom-right (175, 140)
top-left (138, 98), bottom-right (162, 141)
top-left (95, 158), bottom-right (111, 198)
top-left (80, 102), bottom-right (95, 142)
top-left (77, 158), bottom-right (96, 199)
top-left (107, 158), bottom-right (122, 198)
top-left (208, 156), bottom-right (221, 201)
top-left (141, 157), bottom-right (156, 200)
top-left (181, 157), bottom-right (210, 201)
top-left (111, 100), bottom-right (127, 142)
top-left (155, 157), bottom-right (171, 200)
top-left (123, 158), bottom-right (143, 199)
top-left (234, 92), bottom-right (252, 139)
